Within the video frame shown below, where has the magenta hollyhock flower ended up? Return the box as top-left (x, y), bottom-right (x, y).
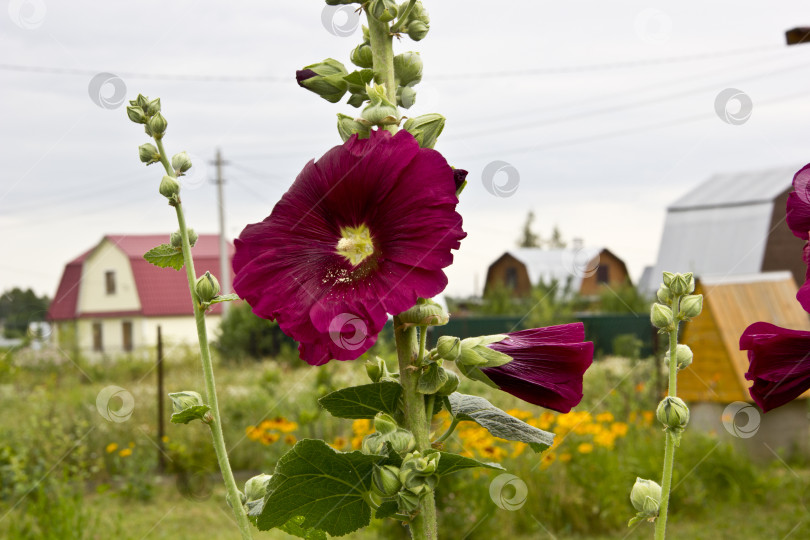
top-left (232, 129), bottom-right (466, 366)
top-left (785, 164), bottom-right (810, 310)
top-left (740, 322), bottom-right (810, 412)
top-left (481, 323), bottom-right (594, 413)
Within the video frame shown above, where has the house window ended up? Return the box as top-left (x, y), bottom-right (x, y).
top-left (105, 271), bottom-right (116, 295)
top-left (505, 267), bottom-right (518, 290)
top-left (92, 322), bottom-right (103, 352)
top-left (597, 265), bottom-right (609, 284)
top-left (122, 321), bottom-right (133, 352)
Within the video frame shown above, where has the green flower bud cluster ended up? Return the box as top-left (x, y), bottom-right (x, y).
top-left (629, 477), bottom-right (661, 522)
top-left (417, 362), bottom-right (459, 395)
top-left (433, 334), bottom-right (511, 387)
top-left (393, 51), bottom-right (422, 109)
top-left (396, 451), bottom-right (440, 513)
top-left (394, 1), bottom-right (430, 41)
top-left (127, 94), bottom-right (167, 139)
top-left (652, 272), bottom-right (703, 331)
top-left (361, 413), bottom-right (416, 456)
top-left (242, 473), bottom-right (272, 515)
top-left (195, 271), bottom-right (221, 304)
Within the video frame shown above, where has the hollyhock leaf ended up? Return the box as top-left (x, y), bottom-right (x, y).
top-left (258, 440), bottom-right (386, 535)
top-left (319, 381), bottom-right (403, 419)
top-left (277, 516), bottom-right (328, 540)
top-left (447, 393), bottom-right (555, 453)
top-left (143, 244), bottom-right (184, 271)
top-left (170, 405), bottom-right (210, 424)
top-left (431, 450), bottom-right (504, 476)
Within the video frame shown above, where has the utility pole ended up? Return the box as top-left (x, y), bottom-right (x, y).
top-left (212, 149), bottom-right (231, 315)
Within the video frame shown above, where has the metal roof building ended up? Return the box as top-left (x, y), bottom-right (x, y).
top-left (640, 165), bottom-right (806, 293)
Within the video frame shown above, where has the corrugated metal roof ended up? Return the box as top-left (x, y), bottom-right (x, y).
top-left (509, 247), bottom-right (603, 292)
top-left (669, 165), bottom-right (797, 210)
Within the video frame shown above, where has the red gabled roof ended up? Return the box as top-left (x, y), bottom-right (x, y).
top-left (48, 234), bottom-right (235, 321)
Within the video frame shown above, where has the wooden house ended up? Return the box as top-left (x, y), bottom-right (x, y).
top-left (641, 165), bottom-right (805, 294)
top-left (484, 245), bottom-right (630, 297)
top-left (680, 272), bottom-right (809, 458)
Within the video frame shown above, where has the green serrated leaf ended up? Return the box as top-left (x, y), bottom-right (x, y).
top-left (447, 393), bottom-right (555, 453)
top-left (319, 381), bottom-right (402, 419)
top-left (209, 293), bottom-right (240, 304)
top-left (143, 244), bottom-right (184, 271)
top-left (374, 500), bottom-right (399, 520)
top-left (170, 405), bottom-right (210, 424)
top-left (280, 515), bottom-right (328, 540)
top-left (257, 439), bottom-right (386, 536)
top-left (429, 450), bottom-right (504, 476)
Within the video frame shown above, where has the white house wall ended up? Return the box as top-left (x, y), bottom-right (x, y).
top-left (77, 239), bottom-right (141, 314)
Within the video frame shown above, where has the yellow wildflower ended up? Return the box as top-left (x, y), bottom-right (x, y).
top-left (540, 452), bottom-right (556, 470)
top-left (577, 443), bottom-right (594, 454)
top-left (595, 412), bottom-right (614, 423)
top-left (611, 422), bottom-right (629, 436)
top-left (118, 448), bottom-right (132, 458)
top-left (161, 435), bottom-right (169, 443)
top-left (128, 441), bottom-right (135, 448)
top-left (331, 436), bottom-right (348, 450)
top-left (105, 443), bottom-right (118, 454)
top-left (261, 433), bottom-right (280, 445)
top-left (559, 452), bottom-right (572, 462)
top-left (284, 434), bottom-right (297, 445)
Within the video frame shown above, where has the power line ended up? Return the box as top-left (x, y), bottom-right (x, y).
top-left (0, 44), bottom-right (784, 83)
top-left (456, 88), bottom-right (810, 160)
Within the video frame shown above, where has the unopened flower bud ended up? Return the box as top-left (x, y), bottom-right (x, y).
top-left (651, 303), bottom-right (674, 329)
top-left (435, 336), bottom-right (461, 361)
top-left (296, 59), bottom-right (349, 104)
top-left (436, 368), bottom-right (459, 396)
top-left (388, 429), bottom-right (417, 454)
top-left (370, 0), bottom-right (398, 22)
top-left (669, 273), bottom-right (690, 296)
top-left (146, 97), bottom-right (161, 116)
top-left (138, 143), bottom-right (160, 165)
top-left (657, 396), bottom-right (690, 430)
top-left (394, 52), bottom-right (423, 87)
top-left (168, 390), bottom-right (204, 414)
top-left (664, 344), bottom-right (693, 371)
top-left (130, 94), bottom-right (150, 109)
top-left (372, 465), bottom-right (402, 497)
top-left (244, 473), bottom-right (272, 502)
top-left (373, 412), bottom-right (398, 435)
top-left (680, 294), bottom-right (703, 319)
top-left (630, 477), bottom-right (661, 517)
top-left (337, 113), bottom-right (370, 142)
top-left (656, 285), bottom-right (672, 305)
top-left (170, 228), bottom-right (197, 249)
top-left (366, 356), bottom-right (386, 383)
top-left (126, 105), bottom-right (146, 124)
top-left (662, 271), bottom-right (675, 287)
top-left (350, 43), bottom-right (373, 69)
top-left (159, 175), bottom-right (180, 199)
top-left (172, 151), bottom-right (192, 175)
top-left (397, 85), bottom-right (416, 109)
top-left (360, 84), bottom-right (399, 126)
top-left (403, 114), bottom-right (445, 149)
top-left (407, 20), bottom-right (429, 41)
top-left (398, 298), bottom-right (449, 327)
top-left (397, 490), bottom-right (420, 513)
top-left (148, 112), bottom-right (168, 139)
top-left (195, 271), bottom-right (220, 303)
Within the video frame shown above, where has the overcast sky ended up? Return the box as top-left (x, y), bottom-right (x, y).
top-left (3, 1), bottom-right (810, 299)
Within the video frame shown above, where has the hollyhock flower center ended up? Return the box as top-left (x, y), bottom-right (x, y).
top-left (336, 224), bottom-right (375, 266)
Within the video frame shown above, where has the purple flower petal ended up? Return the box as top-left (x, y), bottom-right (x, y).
top-left (786, 164), bottom-right (810, 240)
top-left (481, 323), bottom-right (594, 413)
top-left (232, 129), bottom-right (466, 366)
top-left (740, 321), bottom-right (810, 412)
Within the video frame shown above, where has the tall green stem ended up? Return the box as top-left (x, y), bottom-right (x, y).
top-left (367, 14), bottom-right (399, 133)
top-left (154, 138), bottom-right (253, 539)
top-left (394, 318), bottom-right (438, 540)
top-left (654, 297), bottom-right (681, 540)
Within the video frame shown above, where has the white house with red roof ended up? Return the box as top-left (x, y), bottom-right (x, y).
top-left (47, 234), bottom-right (234, 355)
